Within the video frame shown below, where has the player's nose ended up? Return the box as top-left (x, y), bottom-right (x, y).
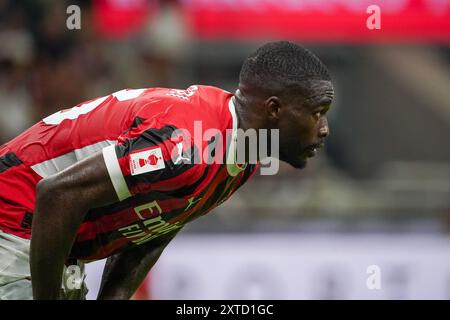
top-left (318, 118), bottom-right (329, 139)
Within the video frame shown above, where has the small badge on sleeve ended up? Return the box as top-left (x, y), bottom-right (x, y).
top-left (130, 147), bottom-right (165, 176)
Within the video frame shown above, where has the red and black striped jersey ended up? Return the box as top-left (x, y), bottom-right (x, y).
top-left (0, 85), bottom-right (259, 261)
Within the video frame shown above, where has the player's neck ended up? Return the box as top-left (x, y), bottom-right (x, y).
top-left (233, 90), bottom-right (256, 132)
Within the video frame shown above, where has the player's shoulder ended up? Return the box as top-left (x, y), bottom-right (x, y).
top-left (133, 85), bottom-right (229, 109)
top-left (138, 85), bottom-right (233, 130)
top-left (183, 85), bottom-right (234, 131)
top-left (154, 85), bottom-right (231, 105)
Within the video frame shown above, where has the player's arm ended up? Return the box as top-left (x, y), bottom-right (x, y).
top-left (30, 152), bottom-right (118, 300)
top-left (97, 229), bottom-right (179, 300)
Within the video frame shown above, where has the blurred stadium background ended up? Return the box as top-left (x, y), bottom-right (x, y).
top-left (1, 0), bottom-right (449, 299)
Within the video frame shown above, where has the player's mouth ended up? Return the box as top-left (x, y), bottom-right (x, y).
top-left (304, 143), bottom-right (324, 158)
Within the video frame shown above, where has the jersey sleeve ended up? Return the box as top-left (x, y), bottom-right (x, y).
top-left (102, 118), bottom-right (203, 201)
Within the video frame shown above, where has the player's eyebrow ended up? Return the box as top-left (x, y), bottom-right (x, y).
top-left (304, 86), bottom-right (334, 106)
top-left (307, 96), bottom-right (332, 109)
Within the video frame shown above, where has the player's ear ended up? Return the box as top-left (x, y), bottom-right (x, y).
top-left (265, 96), bottom-right (281, 120)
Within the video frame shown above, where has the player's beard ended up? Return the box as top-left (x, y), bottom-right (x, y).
top-left (279, 146), bottom-right (308, 169)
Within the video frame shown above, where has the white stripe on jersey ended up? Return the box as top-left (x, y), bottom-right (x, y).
top-left (31, 140), bottom-right (117, 178)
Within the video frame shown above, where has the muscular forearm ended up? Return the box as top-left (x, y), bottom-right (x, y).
top-left (30, 179), bottom-right (87, 299)
top-left (97, 245), bottom-right (165, 300)
top-left (97, 232), bottom-right (179, 300)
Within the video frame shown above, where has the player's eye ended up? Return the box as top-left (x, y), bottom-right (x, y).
top-left (313, 107), bottom-right (328, 119)
top-left (313, 111), bottom-right (322, 120)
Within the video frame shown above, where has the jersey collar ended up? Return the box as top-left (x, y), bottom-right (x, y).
top-left (226, 97), bottom-right (247, 176)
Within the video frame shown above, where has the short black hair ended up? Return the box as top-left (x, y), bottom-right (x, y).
top-left (239, 41), bottom-right (331, 97)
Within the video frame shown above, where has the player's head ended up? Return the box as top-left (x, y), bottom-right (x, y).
top-left (237, 41), bottom-right (334, 169)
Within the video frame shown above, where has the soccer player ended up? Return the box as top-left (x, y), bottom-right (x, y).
top-left (0, 41), bottom-right (333, 299)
